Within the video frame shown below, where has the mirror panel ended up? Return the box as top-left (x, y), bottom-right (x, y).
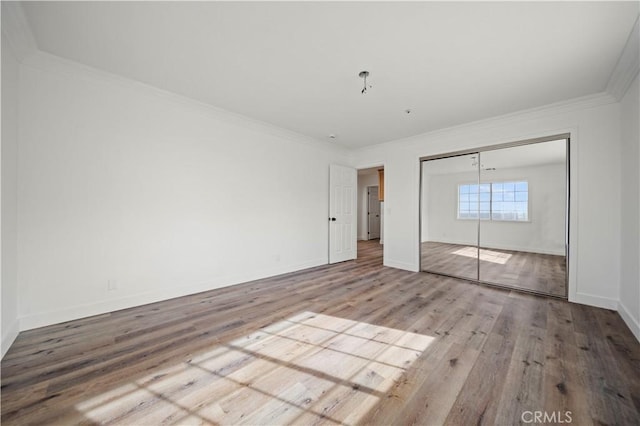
top-left (421, 154), bottom-right (479, 281)
top-left (478, 140), bottom-right (567, 296)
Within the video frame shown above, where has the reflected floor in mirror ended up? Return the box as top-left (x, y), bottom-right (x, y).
top-left (421, 241), bottom-right (566, 297)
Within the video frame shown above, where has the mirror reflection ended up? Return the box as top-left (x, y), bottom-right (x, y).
top-left (421, 154), bottom-right (479, 281)
top-left (421, 138), bottom-right (568, 298)
top-left (478, 140), bottom-right (567, 296)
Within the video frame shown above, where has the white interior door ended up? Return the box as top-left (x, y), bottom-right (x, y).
top-left (368, 186), bottom-right (381, 239)
top-left (329, 164), bottom-right (357, 263)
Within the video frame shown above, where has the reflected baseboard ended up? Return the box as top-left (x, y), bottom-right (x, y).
top-left (421, 269), bottom-right (567, 300)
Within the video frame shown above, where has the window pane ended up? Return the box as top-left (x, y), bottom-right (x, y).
top-left (458, 196), bottom-right (478, 219)
top-left (515, 201), bottom-right (527, 212)
top-left (460, 179), bottom-right (528, 222)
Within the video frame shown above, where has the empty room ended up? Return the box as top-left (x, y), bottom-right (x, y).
top-left (1, 2), bottom-right (639, 425)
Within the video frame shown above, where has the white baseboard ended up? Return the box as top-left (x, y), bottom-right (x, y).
top-left (482, 243), bottom-right (564, 256)
top-left (19, 257), bottom-right (327, 331)
top-left (618, 301), bottom-right (640, 343)
top-left (384, 258), bottom-right (419, 272)
top-left (425, 238), bottom-right (565, 256)
top-left (1, 319), bottom-right (20, 359)
top-left (423, 237), bottom-right (477, 247)
top-left (570, 292), bottom-right (619, 310)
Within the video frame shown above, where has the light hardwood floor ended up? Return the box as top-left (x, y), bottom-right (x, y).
top-left (2, 240), bottom-right (638, 425)
top-left (422, 241), bottom-right (566, 297)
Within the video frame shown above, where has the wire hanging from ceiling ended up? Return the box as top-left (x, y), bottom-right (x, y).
top-left (359, 71), bottom-right (372, 94)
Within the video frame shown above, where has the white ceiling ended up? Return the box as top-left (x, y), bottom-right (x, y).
top-left (21, 2), bottom-right (639, 148)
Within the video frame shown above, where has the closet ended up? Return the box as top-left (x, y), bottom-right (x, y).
top-left (420, 135), bottom-right (568, 297)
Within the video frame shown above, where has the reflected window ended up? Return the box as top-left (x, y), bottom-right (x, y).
top-left (492, 181), bottom-right (528, 221)
top-left (458, 184), bottom-right (490, 219)
top-left (458, 181), bottom-right (528, 222)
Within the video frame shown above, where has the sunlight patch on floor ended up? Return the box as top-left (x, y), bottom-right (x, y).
top-left (452, 246), bottom-right (512, 264)
top-left (75, 311), bottom-right (434, 425)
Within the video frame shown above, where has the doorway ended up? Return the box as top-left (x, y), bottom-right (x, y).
top-left (357, 166), bottom-right (384, 263)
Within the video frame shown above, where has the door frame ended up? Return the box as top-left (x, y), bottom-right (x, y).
top-left (418, 133), bottom-right (571, 300)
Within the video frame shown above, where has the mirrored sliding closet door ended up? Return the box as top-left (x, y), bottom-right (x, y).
top-left (421, 136), bottom-right (569, 298)
top-left (478, 140), bottom-right (567, 297)
top-left (421, 154), bottom-right (480, 281)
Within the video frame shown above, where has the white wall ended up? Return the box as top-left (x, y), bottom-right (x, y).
top-left (357, 170), bottom-right (378, 240)
top-left (16, 53), bottom-right (346, 330)
top-left (352, 94), bottom-right (621, 309)
top-left (422, 163), bottom-right (566, 255)
top-left (1, 34), bottom-right (21, 356)
top-left (619, 73), bottom-right (640, 340)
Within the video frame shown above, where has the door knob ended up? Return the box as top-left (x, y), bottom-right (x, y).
top-left (329, 217), bottom-right (336, 221)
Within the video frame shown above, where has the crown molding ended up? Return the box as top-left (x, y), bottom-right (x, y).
top-left (357, 91), bottom-right (617, 153)
top-left (21, 51), bottom-right (348, 157)
top-left (1, 3), bottom-right (345, 157)
top-left (1, 2), bottom-right (37, 61)
top-left (4, 1), bottom-right (633, 154)
top-left (606, 14), bottom-right (640, 101)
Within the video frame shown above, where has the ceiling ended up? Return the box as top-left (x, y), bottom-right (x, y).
top-left (21, 2), bottom-right (638, 149)
top-left (423, 139), bottom-right (567, 176)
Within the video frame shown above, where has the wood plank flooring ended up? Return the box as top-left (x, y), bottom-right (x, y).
top-left (2, 240), bottom-right (638, 425)
top-left (422, 241), bottom-right (566, 297)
